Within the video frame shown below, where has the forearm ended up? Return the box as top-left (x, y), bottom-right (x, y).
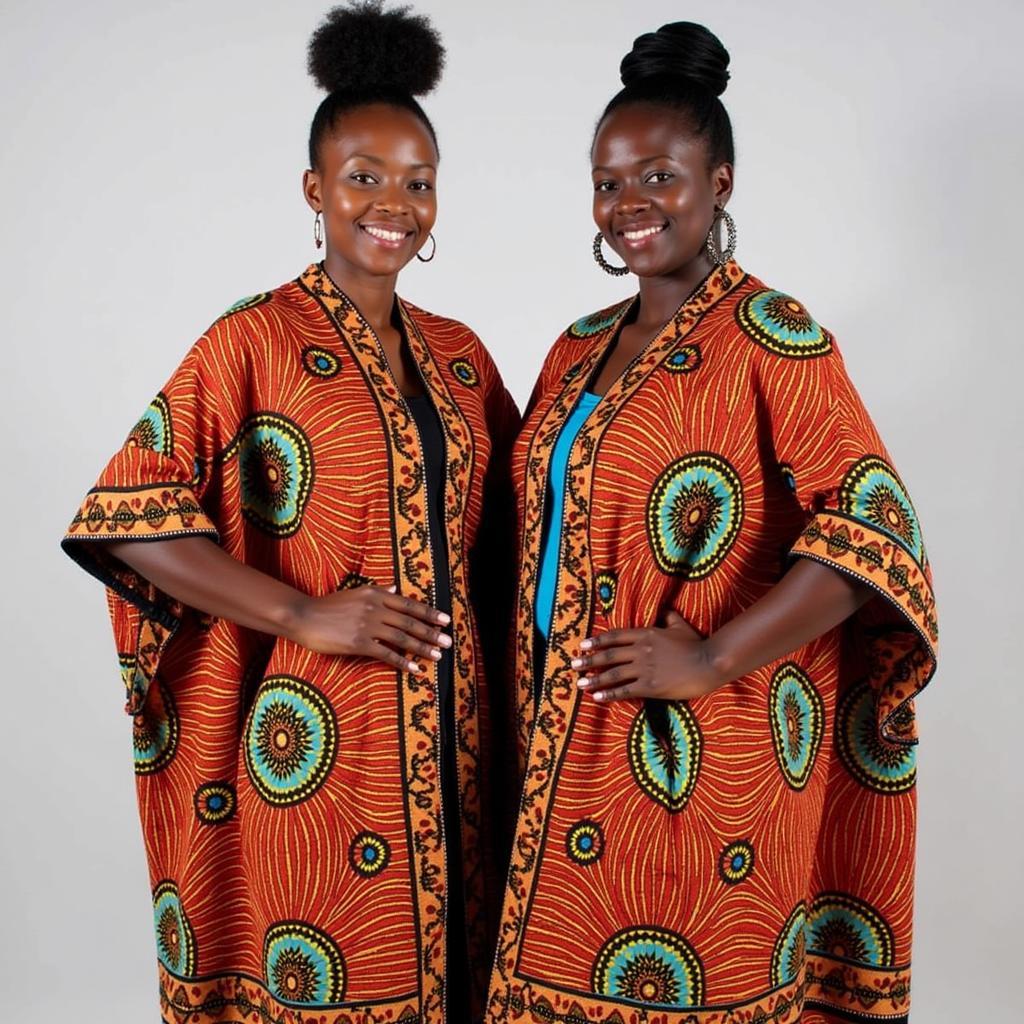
top-left (705, 558), bottom-right (872, 683)
top-left (106, 536), bottom-right (306, 639)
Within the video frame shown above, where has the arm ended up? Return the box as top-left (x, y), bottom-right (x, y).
top-left (573, 559), bottom-right (871, 702)
top-left (106, 536), bottom-right (452, 675)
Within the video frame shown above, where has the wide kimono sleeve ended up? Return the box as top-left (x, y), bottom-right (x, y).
top-left (755, 338), bottom-right (938, 745)
top-left (61, 324), bottom-right (238, 714)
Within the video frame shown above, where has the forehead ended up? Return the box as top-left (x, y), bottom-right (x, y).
top-left (591, 103), bottom-right (702, 167)
top-left (323, 103), bottom-right (437, 165)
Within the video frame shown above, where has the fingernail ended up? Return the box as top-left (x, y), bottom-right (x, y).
top-left (409, 661), bottom-right (423, 673)
top-left (438, 635), bottom-right (453, 648)
top-left (437, 613), bottom-right (451, 625)
top-left (571, 658), bottom-right (583, 669)
top-left (388, 585), bottom-right (397, 593)
top-left (593, 691), bottom-right (606, 701)
top-left (576, 677), bottom-right (590, 689)
top-left (430, 649), bottom-right (442, 660)
top-left (580, 639), bottom-right (593, 651)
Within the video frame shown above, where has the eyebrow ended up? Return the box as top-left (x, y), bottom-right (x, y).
top-left (346, 153), bottom-right (437, 171)
top-left (592, 155), bottom-right (673, 172)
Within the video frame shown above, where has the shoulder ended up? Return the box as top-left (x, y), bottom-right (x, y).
top-left (727, 274), bottom-right (835, 362)
top-left (194, 278), bottom-right (306, 360)
top-left (401, 300), bottom-right (506, 389)
top-left (562, 296), bottom-right (634, 343)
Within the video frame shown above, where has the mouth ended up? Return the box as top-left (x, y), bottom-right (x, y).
top-left (359, 223), bottom-right (414, 249)
top-left (619, 221), bottom-right (669, 248)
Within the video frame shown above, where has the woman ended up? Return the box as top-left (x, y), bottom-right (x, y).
top-left (487, 22), bottom-right (936, 1024)
top-left (62, 3), bottom-right (518, 1021)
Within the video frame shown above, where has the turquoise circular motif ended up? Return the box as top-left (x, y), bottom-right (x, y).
top-left (840, 456), bottom-right (923, 563)
top-left (567, 303), bottom-right (628, 339)
top-left (769, 663), bottom-right (824, 790)
top-left (133, 680), bottom-right (179, 776)
top-left (245, 676), bottom-right (338, 807)
top-left (350, 831), bottom-right (391, 877)
top-left (736, 290), bottom-right (831, 358)
top-left (836, 681), bottom-right (916, 794)
top-left (646, 453), bottom-right (744, 578)
top-left (595, 571), bottom-right (618, 614)
top-left (771, 903), bottom-right (807, 986)
top-left (264, 921), bottom-right (346, 1004)
top-left (718, 840), bottom-right (755, 885)
top-left (194, 781), bottom-right (236, 825)
top-left (223, 292), bottom-right (271, 317)
top-left (664, 345), bottom-right (702, 374)
top-left (226, 413), bottom-right (314, 538)
top-left (302, 346), bottom-right (341, 379)
top-left (592, 926), bottom-right (704, 1007)
top-left (127, 393), bottom-right (174, 456)
top-left (153, 880), bottom-right (197, 977)
top-left (450, 359), bottom-right (479, 387)
top-left (808, 892), bottom-right (894, 966)
top-left (628, 702), bottom-right (702, 813)
top-left (566, 820), bottom-right (605, 866)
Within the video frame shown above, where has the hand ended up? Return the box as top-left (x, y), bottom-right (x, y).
top-left (572, 611), bottom-right (725, 703)
top-left (288, 585), bottom-right (451, 674)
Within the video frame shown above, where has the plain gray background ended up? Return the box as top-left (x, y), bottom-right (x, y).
top-left (2, 0), bottom-right (1021, 1018)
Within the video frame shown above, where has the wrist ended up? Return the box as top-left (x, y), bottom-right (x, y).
top-left (701, 634), bottom-right (735, 687)
top-left (274, 591), bottom-right (311, 643)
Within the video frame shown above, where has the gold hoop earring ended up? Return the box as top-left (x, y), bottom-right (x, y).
top-left (593, 232), bottom-right (629, 276)
top-left (313, 211), bottom-right (323, 249)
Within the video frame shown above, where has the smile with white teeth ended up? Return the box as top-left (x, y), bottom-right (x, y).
top-left (361, 225), bottom-right (409, 242)
top-left (622, 223), bottom-right (667, 241)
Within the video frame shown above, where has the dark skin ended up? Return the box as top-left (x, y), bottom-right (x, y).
top-left (574, 102), bottom-right (872, 702)
top-left (107, 103), bottom-right (449, 674)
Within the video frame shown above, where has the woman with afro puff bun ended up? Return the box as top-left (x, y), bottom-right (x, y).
top-left (61, 3), bottom-right (518, 1021)
top-left (488, 20), bottom-right (936, 1024)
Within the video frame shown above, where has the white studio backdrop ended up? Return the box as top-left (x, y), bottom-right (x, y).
top-left (1, 0), bottom-right (1021, 1018)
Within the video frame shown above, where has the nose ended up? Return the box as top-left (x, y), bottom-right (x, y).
top-left (614, 183), bottom-right (650, 217)
top-left (373, 187), bottom-right (410, 216)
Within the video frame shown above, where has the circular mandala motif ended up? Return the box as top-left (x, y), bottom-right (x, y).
top-left (133, 680), bottom-right (179, 776)
top-left (771, 903), bottom-right (807, 986)
top-left (718, 840), bottom-right (755, 885)
top-left (566, 820), bottom-right (605, 866)
top-left (349, 831), bottom-right (391, 877)
top-left (223, 292), bottom-right (271, 317)
top-left (592, 927), bottom-right (704, 1007)
top-left (567, 303), bottom-right (628, 339)
top-left (153, 880), bottom-right (197, 977)
top-left (840, 457), bottom-right (923, 563)
top-left (244, 675), bottom-right (338, 807)
top-left (450, 359), bottom-right (479, 387)
top-left (225, 413), bottom-right (314, 538)
top-left (736, 289), bottom-right (832, 358)
top-left (194, 781), bottom-right (237, 825)
top-left (264, 921), bottom-right (346, 1004)
top-left (769, 663), bottom-right (825, 790)
top-left (595, 571), bottom-right (618, 614)
top-left (127, 393), bottom-right (173, 456)
top-left (302, 346), bottom-right (341, 379)
top-left (646, 453), bottom-right (744, 578)
top-left (628, 702), bottom-right (702, 813)
top-left (664, 345), bottom-right (702, 374)
top-left (836, 680), bottom-right (916, 794)
top-left (807, 892), bottom-right (894, 967)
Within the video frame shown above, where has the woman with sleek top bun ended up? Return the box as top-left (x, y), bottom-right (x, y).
top-left (489, 22), bottom-right (935, 1024)
top-left (62, 3), bottom-right (517, 1021)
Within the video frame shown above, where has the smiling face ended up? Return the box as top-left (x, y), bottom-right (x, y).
top-left (591, 103), bottom-right (733, 280)
top-left (303, 103), bottom-right (438, 279)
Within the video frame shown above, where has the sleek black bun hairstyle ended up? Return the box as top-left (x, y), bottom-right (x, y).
top-left (598, 21), bottom-right (734, 167)
top-left (307, 1), bottom-right (445, 169)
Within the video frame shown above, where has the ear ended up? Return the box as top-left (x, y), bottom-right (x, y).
top-left (711, 162), bottom-right (734, 208)
top-left (302, 168), bottom-right (322, 213)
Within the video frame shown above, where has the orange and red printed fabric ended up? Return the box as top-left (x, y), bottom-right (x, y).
top-left (63, 263), bottom-right (518, 1024)
top-left (487, 262), bottom-right (937, 1024)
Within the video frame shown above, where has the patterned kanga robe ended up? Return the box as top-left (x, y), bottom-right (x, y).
top-left (63, 263), bottom-right (519, 1024)
top-left (486, 261), bottom-right (937, 1024)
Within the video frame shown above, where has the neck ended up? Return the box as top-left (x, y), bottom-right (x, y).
top-left (636, 252), bottom-right (717, 328)
top-left (322, 251), bottom-right (399, 331)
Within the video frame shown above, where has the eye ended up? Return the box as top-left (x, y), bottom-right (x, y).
top-left (408, 180), bottom-right (434, 192)
top-left (349, 172), bottom-right (378, 185)
top-left (644, 170), bottom-right (674, 184)
top-left (593, 180), bottom-right (617, 193)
